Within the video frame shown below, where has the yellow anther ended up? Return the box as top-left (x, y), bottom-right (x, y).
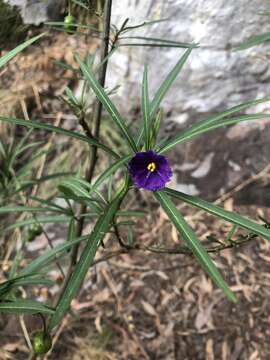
top-left (147, 162), bottom-right (156, 172)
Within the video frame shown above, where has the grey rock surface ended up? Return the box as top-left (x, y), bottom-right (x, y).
top-left (5, 0), bottom-right (62, 24)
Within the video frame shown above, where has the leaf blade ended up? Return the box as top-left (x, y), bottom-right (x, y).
top-left (75, 54), bottom-right (137, 152)
top-left (0, 300), bottom-right (54, 315)
top-left (142, 65), bottom-right (151, 149)
top-left (0, 117), bottom-right (119, 159)
top-left (0, 33), bottom-right (45, 69)
top-left (154, 190), bottom-right (237, 302)
top-left (136, 47), bottom-right (194, 146)
top-left (19, 236), bottom-right (89, 277)
top-left (163, 188), bottom-right (270, 240)
top-left (48, 189), bottom-right (127, 330)
top-left (235, 32), bottom-right (270, 51)
top-left (92, 154), bottom-right (131, 193)
top-left (158, 113), bottom-right (270, 154)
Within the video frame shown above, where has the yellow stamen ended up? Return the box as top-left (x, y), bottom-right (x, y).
top-left (147, 162), bottom-right (156, 172)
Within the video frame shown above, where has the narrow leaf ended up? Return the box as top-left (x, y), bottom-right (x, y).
top-left (75, 54), bottom-right (137, 152)
top-left (0, 117), bottom-right (119, 159)
top-left (0, 205), bottom-right (62, 214)
top-left (0, 33), bottom-right (45, 69)
top-left (150, 47), bottom-right (194, 119)
top-left (48, 190), bottom-right (126, 330)
top-left (154, 190), bottom-right (237, 302)
top-left (157, 113), bottom-right (270, 154)
top-left (92, 154), bottom-right (131, 193)
top-left (136, 47), bottom-right (194, 146)
top-left (19, 236), bottom-right (89, 276)
top-left (142, 65), bottom-right (151, 149)
top-left (119, 36), bottom-right (198, 48)
top-left (0, 300), bottom-right (54, 315)
top-left (121, 18), bottom-right (169, 33)
top-left (2, 216), bottom-right (69, 233)
top-left (235, 32), bottom-right (270, 51)
top-left (0, 276), bottom-right (53, 297)
top-left (163, 188), bottom-right (270, 240)
top-left (67, 218), bottom-right (76, 242)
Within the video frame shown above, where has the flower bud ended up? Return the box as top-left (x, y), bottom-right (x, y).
top-left (31, 331), bottom-right (52, 355)
top-left (27, 223), bottom-right (43, 242)
top-left (64, 15), bottom-right (76, 34)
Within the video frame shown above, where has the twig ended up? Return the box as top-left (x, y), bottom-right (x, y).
top-left (19, 315), bottom-right (32, 351)
top-left (90, 231), bottom-right (258, 267)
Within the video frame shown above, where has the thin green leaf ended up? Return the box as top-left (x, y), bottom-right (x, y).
top-left (0, 205), bottom-right (62, 214)
top-left (0, 299), bottom-right (54, 315)
top-left (58, 179), bottom-right (103, 213)
top-left (117, 210), bottom-right (146, 217)
top-left (150, 47), bottom-right (194, 118)
top-left (16, 148), bottom-right (53, 178)
top-left (13, 172), bottom-right (75, 195)
top-left (19, 236), bottom-right (89, 276)
top-left (48, 189), bottom-right (126, 330)
top-left (0, 33), bottom-right (45, 69)
top-left (119, 43), bottom-right (198, 49)
top-left (142, 65), bottom-right (150, 149)
top-left (65, 86), bottom-right (80, 107)
top-left (0, 276), bottom-right (53, 297)
top-left (136, 47), bottom-right (194, 146)
top-left (154, 190), bottom-right (237, 303)
top-left (0, 116), bottom-right (119, 159)
top-left (258, 11), bottom-right (270, 16)
top-left (235, 32), bottom-right (270, 51)
top-left (67, 218), bottom-right (76, 242)
top-left (75, 54), bottom-right (137, 152)
top-left (66, 177), bottom-right (107, 205)
top-left (92, 154), bottom-right (131, 193)
top-left (119, 36), bottom-right (198, 48)
top-left (9, 141), bottom-right (44, 169)
top-left (59, 179), bottom-right (92, 200)
top-left (157, 113), bottom-right (270, 154)
top-left (2, 216), bottom-right (70, 233)
top-left (121, 18), bottom-right (170, 33)
top-left (163, 188), bottom-right (270, 240)
top-left (71, 0), bottom-right (89, 9)
top-left (46, 21), bottom-right (100, 32)
top-left (28, 195), bottom-right (69, 213)
top-left (54, 59), bottom-right (78, 73)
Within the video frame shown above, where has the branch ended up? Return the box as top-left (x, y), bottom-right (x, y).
top-left (91, 230), bottom-right (259, 267)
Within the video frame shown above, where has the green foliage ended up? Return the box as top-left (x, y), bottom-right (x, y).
top-left (48, 181), bottom-right (129, 330)
top-left (0, 116), bottom-right (119, 159)
top-left (1, 6), bottom-right (270, 352)
top-left (0, 299), bottom-right (54, 315)
top-left (154, 191), bottom-right (237, 302)
top-left (163, 188), bottom-right (270, 240)
top-left (235, 32), bottom-right (270, 51)
top-left (235, 11), bottom-right (270, 50)
top-left (0, 33), bottom-right (45, 69)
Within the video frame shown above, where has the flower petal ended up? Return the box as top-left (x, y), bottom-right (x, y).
top-left (128, 150), bottom-right (173, 191)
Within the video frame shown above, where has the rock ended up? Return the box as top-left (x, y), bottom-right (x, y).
top-left (5, 0), bottom-right (63, 24)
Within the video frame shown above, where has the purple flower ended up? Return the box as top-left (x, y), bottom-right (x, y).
top-left (128, 150), bottom-right (173, 191)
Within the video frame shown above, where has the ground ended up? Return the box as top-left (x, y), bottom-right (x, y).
top-left (0, 30), bottom-right (270, 360)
